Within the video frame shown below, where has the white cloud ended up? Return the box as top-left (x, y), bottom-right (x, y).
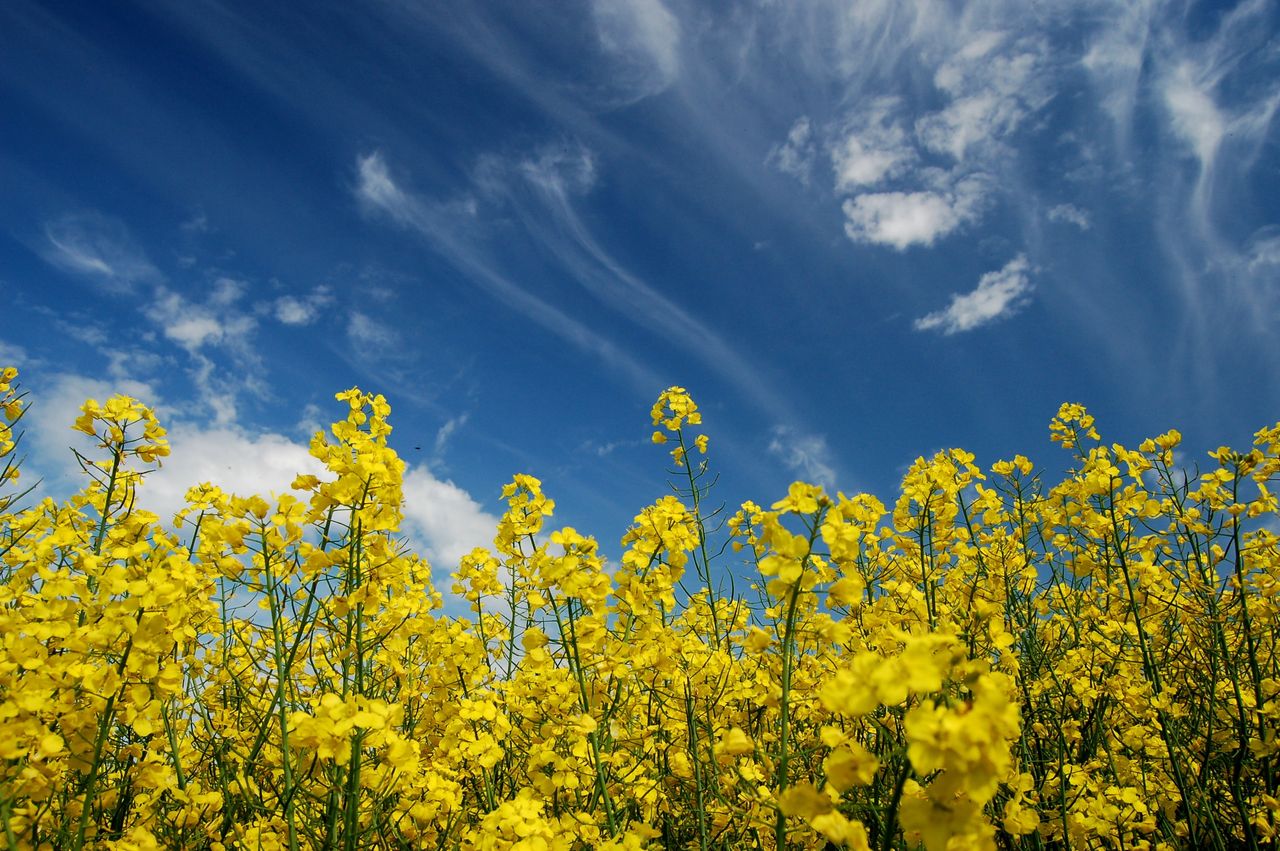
top-left (353, 150), bottom-right (666, 392)
top-left (914, 254), bottom-right (1032, 334)
top-left (767, 117), bottom-right (816, 184)
top-left (581, 437), bottom-right (642, 457)
top-left (166, 316), bottom-right (224, 350)
top-left (1162, 62), bottom-right (1226, 175)
top-left (590, 0), bottom-right (681, 103)
top-left (518, 144), bottom-right (598, 196)
top-left (401, 467), bottom-right (500, 573)
top-left (768, 426), bottom-right (837, 490)
top-left (147, 286), bottom-right (257, 354)
top-left (21, 369), bottom-right (496, 578)
top-left (152, 424), bottom-right (499, 580)
top-left (830, 99), bottom-right (915, 190)
top-left (433, 413), bottom-right (469, 457)
top-left (1047, 203), bottom-right (1091, 230)
top-left (0, 339), bottom-right (28, 366)
top-left (140, 425), bottom-right (327, 527)
top-left (1246, 229), bottom-right (1280, 274)
top-left (275, 298), bottom-right (316, 325)
top-left (1081, 0), bottom-right (1156, 138)
top-left (41, 213), bottom-right (158, 288)
top-left (23, 372), bottom-right (163, 493)
top-left (917, 37), bottom-right (1048, 162)
top-left (209, 277), bottom-right (247, 307)
top-left (841, 175), bottom-right (987, 250)
top-left (355, 152), bottom-right (425, 227)
top-left (273, 286), bottom-right (334, 326)
top-left (141, 286), bottom-right (264, 425)
top-left (347, 311), bottom-right (398, 353)
top-left (764, 11), bottom-right (1057, 254)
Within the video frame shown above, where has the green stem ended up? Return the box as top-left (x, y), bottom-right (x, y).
top-left (264, 539), bottom-right (300, 851)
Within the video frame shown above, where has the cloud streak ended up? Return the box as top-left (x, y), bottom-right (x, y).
top-left (506, 143), bottom-right (792, 421)
top-left (356, 147), bottom-right (793, 423)
top-left (40, 213), bottom-right (159, 289)
top-left (354, 150), bottom-right (660, 391)
top-left (915, 255), bottom-right (1032, 334)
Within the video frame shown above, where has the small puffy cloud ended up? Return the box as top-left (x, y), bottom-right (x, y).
top-left (41, 212), bottom-right (158, 288)
top-left (841, 175), bottom-right (987, 250)
top-left (147, 286), bottom-right (256, 354)
top-left (273, 286), bottom-right (334, 326)
top-left (914, 255), bottom-right (1033, 335)
top-left (1047, 203), bottom-right (1091, 230)
top-left (275, 298), bottom-right (316, 325)
top-left (918, 35), bottom-right (1049, 162)
top-left (166, 316), bottom-right (224, 350)
top-left (766, 117), bottom-right (816, 184)
top-left (209, 277), bottom-right (247, 307)
top-left (401, 467), bottom-right (500, 573)
top-left (768, 426), bottom-right (837, 490)
top-left (141, 287), bottom-right (263, 425)
top-left (830, 100), bottom-right (915, 190)
top-left (766, 21), bottom-right (1054, 252)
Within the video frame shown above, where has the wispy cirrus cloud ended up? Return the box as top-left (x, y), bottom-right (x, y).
top-left (589, 0), bottom-right (682, 105)
top-left (346, 311), bottom-right (400, 361)
top-left (353, 150), bottom-right (659, 391)
top-left (768, 426), bottom-right (837, 490)
top-left (502, 142), bottom-right (792, 421)
top-left (915, 255), bottom-right (1032, 335)
top-left (355, 145), bottom-right (793, 424)
top-left (1081, 0), bottom-right (1280, 279)
top-left (433, 413), bottom-right (468, 458)
top-left (40, 212), bottom-right (159, 289)
top-left (1066, 0), bottom-right (1280, 380)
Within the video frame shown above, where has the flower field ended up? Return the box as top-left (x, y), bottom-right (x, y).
top-left (1, 367), bottom-right (1279, 850)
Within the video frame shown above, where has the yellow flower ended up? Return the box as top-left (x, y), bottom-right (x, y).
top-left (717, 727), bottom-right (755, 757)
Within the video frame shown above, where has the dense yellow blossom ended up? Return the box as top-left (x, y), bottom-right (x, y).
top-left (1, 367), bottom-right (1278, 850)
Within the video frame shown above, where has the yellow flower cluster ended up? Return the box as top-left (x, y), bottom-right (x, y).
top-left (2, 365), bottom-right (1279, 851)
top-left (0, 368), bottom-right (24, 513)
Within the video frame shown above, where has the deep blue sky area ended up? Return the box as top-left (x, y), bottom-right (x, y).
top-left (2, 0), bottom-right (1278, 575)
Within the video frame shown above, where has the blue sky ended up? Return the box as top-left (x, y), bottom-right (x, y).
top-left (2, 0), bottom-right (1278, 573)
